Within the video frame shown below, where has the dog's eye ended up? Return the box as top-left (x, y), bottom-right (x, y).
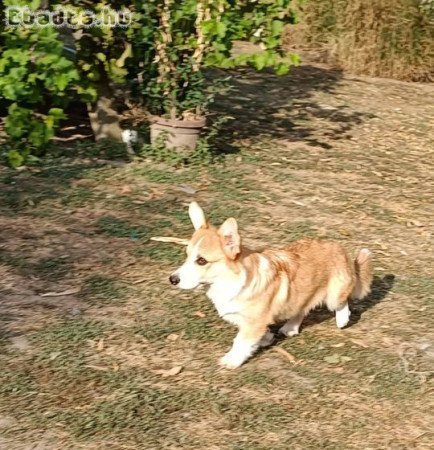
top-left (196, 256), bottom-right (208, 266)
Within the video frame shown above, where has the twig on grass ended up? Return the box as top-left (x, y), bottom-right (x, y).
top-left (150, 236), bottom-right (189, 245)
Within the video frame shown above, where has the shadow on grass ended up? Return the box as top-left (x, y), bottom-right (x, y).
top-left (210, 64), bottom-right (376, 153)
top-left (0, 162), bottom-right (104, 213)
top-left (302, 274), bottom-right (396, 330)
top-left (350, 274), bottom-right (396, 325)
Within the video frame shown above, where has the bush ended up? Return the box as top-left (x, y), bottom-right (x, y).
top-left (285, 0), bottom-right (434, 81)
top-left (1, 0), bottom-right (298, 167)
top-left (0, 2), bottom-right (79, 166)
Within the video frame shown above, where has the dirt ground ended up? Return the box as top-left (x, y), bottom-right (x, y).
top-left (1, 62), bottom-right (433, 449)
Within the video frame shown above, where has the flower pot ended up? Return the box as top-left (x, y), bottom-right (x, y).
top-left (150, 116), bottom-right (206, 151)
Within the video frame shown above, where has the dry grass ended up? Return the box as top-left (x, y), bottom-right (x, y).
top-left (284, 0), bottom-right (434, 81)
top-left (0, 63), bottom-right (433, 449)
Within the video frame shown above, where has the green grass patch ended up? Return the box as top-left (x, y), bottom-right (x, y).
top-left (24, 320), bottom-right (108, 380)
top-left (32, 257), bottom-right (72, 281)
top-left (54, 383), bottom-right (177, 440)
top-left (396, 276), bottom-right (434, 298)
top-left (71, 139), bottom-right (132, 160)
top-left (134, 319), bottom-right (184, 343)
top-left (31, 320), bottom-right (106, 353)
top-left (0, 253), bottom-right (72, 281)
top-left (34, 162), bottom-right (99, 180)
top-left (208, 168), bottom-right (273, 203)
top-left (15, 372), bottom-right (293, 446)
top-left (278, 220), bottom-right (318, 242)
top-left (133, 167), bottom-right (199, 184)
top-left (206, 203), bottom-right (257, 228)
top-left (0, 249), bottom-right (29, 271)
top-left (134, 290), bottom-right (232, 345)
top-left (81, 274), bottom-right (129, 304)
top-left (0, 185), bottom-right (58, 211)
top-left (135, 241), bottom-right (185, 263)
top-left (212, 394), bottom-right (292, 431)
top-left (95, 215), bottom-right (174, 241)
top-left (233, 369), bottom-right (276, 388)
top-left (95, 216), bottom-right (149, 239)
top-left (0, 367), bottom-right (37, 395)
top-left (60, 187), bottom-right (95, 207)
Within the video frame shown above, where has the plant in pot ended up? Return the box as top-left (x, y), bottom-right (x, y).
top-left (143, 0), bottom-right (298, 153)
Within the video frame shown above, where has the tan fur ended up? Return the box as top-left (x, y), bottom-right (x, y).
top-left (171, 203), bottom-right (373, 368)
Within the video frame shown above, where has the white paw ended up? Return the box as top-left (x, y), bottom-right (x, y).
top-left (336, 316), bottom-right (350, 329)
top-left (279, 324), bottom-right (299, 337)
top-left (219, 352), bottom-right (244, 369)
top-left (286, 330), bottom-right (299, 337)
top-left (336, 304), bottom-right (351, 329)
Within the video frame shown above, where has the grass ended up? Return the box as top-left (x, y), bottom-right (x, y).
top-left (134, 290), bottom-right (231, 344)
top-left (135, 166), bottom-right (200, 184)
top-left (81, 274), bottom-right (129, 304)
top-left (135, 241), bottom-right (185, 263)
top-left (32, 257), bottom-right (72, 281)
top-left (397, 275), bottom-right (434, 297)
top-left (95, 215), bottom-right (150, 240)
top-left (60, 186), bottom-right (95, 207)
top-left (278, 220), bottom-right (318, 241)
top-left (0, 252), bottom-right (72, 281)
top-left (0, 65), bottom-right (433, 449)
top-left (31, 320), bottom-right (106, 352)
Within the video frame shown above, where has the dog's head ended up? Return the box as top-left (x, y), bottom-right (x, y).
top-left (169, 202), bottom-right (241, 289)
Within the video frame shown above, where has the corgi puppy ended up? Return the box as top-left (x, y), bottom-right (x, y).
top-left (169, 202), bottom-right (373, 369)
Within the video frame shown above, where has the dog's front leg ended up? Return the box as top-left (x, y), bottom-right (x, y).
top-left (219, 325), bottom-right (267, 369)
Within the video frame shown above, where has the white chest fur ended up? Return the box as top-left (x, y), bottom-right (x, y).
top-left (206, 276), bottom-right (246, 326)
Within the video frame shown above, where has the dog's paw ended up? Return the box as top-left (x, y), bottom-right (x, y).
top-left (278, 324), bottom-right (299, 337)
top-left (219, 352), bottom-right (244, 369)
top-left (336, 304), bottom-right (351, 329)
top-left (259, 331), bottom-right (275, 347)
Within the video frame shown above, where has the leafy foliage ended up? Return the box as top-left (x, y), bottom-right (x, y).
top-left (0, 1), bottom-right (79, 166)
top-left (0, 0), bottom-right (298, 166)
top-left (142, 0), bottom-right (298, 118)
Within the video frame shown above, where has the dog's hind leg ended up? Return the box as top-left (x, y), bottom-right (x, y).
top-left (335, 303), bottom-right (351, 329)
top-left (326, 274), bottom-right (353, 329)
top-left (279, 313), bottom-right (304, 337)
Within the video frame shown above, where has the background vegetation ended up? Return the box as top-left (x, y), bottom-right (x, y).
top-left (284, 0), bottom-right (434, 81)
top-left (1, 1), bottom-right (433, 449)
top-left (0, 0), bottom-right (296, 166)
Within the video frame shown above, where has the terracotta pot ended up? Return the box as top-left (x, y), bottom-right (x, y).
top-left (150, 116), bottom-right (206, 151)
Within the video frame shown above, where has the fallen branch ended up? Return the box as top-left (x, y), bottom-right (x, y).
top-left (150, 236), bottom-right (189, 245)
top-left (40, 287), bottom-right (81, 297)
top-left (272, 347), bottom-right (297, 364)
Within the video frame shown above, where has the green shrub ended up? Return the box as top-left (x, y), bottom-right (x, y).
top-left (0, 1), bottom-right (79, 167)
top-left (1, 0), bottom-right (299, 166)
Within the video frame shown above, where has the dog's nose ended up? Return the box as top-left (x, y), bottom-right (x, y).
top-left (169, 274), bottom-right (180, 286)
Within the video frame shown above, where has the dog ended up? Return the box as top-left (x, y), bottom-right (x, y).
top-left (169, 202), bottom-right (373, 369)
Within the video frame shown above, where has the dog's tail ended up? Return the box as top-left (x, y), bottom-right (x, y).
top-left (351, 248), bottom-right (373, 300)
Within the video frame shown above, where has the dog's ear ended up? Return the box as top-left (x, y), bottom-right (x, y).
top-left (189, 202), bottom-right (207, 230)
top-left (218, 218), bottom-right (240, 260)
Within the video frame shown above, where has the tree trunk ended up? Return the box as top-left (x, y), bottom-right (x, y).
top-left (87, 81), bottom-right (123, 142)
